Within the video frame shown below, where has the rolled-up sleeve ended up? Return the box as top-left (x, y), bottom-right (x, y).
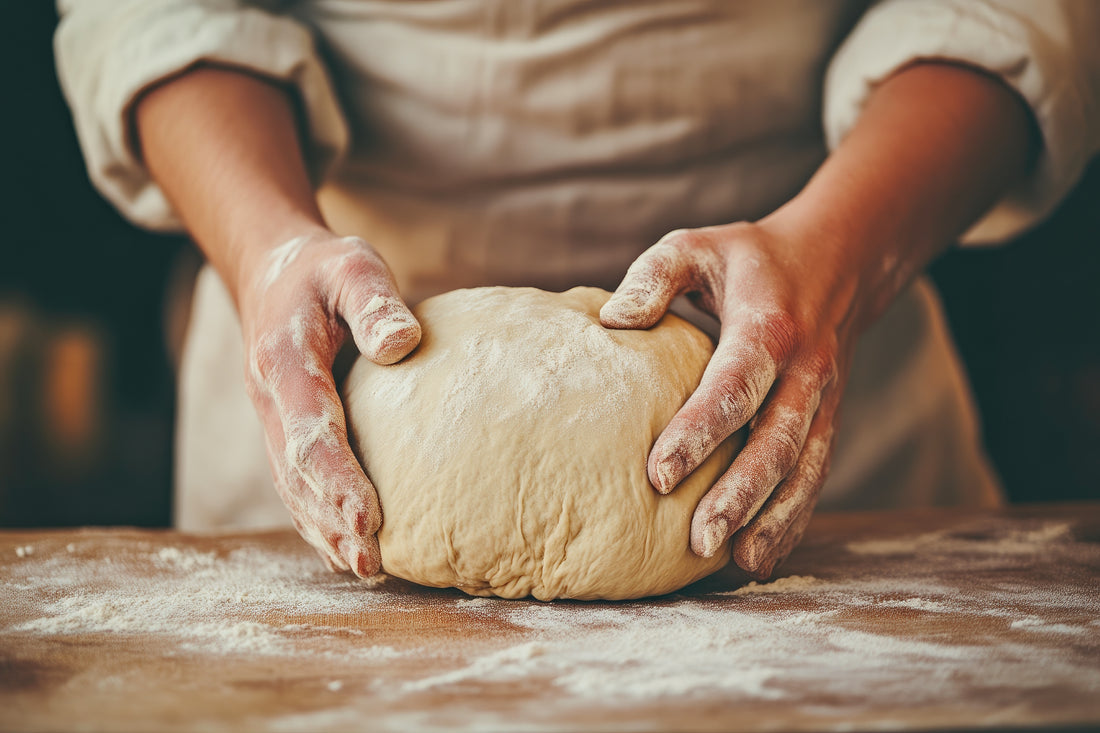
top-left (824, 0), bottom-right (1100, 244)
top-left (55, 0), bottom-right (349, 232)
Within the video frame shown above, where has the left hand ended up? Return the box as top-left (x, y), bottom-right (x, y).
top-left (599, 62), bottom-right (1037, 580)
top-left (601, 220), bottom-right (858, 580)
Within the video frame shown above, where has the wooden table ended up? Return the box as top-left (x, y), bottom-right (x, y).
top-left (2, 504), bottom-right (1098, 732)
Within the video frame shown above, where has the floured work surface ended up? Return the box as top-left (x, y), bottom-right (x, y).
top-left (2, 505), bottom-right (1099, 733)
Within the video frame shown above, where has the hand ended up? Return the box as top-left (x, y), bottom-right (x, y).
top-left (601, 221), bottom-right (856, 579)
top-left (597, 62), bottom-right (1038, 580)
top-left (238, 231), bottom-right (421, 577)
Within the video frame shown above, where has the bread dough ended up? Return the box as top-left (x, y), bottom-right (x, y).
top-left (342, 286), bottom-right (739, 600)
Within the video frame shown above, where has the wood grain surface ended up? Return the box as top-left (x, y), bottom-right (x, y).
top-left (2, 504), bottom-right (1099, 732)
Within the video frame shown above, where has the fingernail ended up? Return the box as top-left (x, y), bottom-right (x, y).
top-left (734, 540), bottom-right (761, 573)
top-left (601, 290), bottom-right (649, 326)
top-left (368, 317), bottom-right (420, 364)
top-left (599, 298), bottom-right (630, 322)
top-left (654, 454), bottom-right (685, 493)
top-left (700, 517), bottom-right (730, 558)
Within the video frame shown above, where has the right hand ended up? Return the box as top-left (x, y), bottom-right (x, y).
top-left (238, 230), bottom-right (421, 577)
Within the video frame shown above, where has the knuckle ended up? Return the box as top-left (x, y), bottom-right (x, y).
top-left (361, 505), bottom-right (382, 535)
top-left (801, 345), bottom-right (839, 388)
top-left (657, 228), bottom-right (711, 255)
top-left (770, 423), bottom-right (803, 476)
top-left (755, 311), bottom-right (803, 361)
top-left (327, 529), bottom-right (348, 551)
top-left (322, 249), bottom-right (391, 305)
top-left (796, 432), bottom-right (834, 486)
top-left (712, 372), bottom-right (757, 424)
top-left (341, 489), bottom-right (382, 535)
top-left (783, 457), bottom-right (828, 505)
top-left (342, 250), bottom-right (387, 286)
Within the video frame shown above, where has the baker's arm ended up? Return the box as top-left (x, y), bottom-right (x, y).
top-left (55, 0), bottom-right (418, 575)
top-left (603, 61), bottom-right (1035, 578)
top-left (134, 66), bottom-right (420, 577)
top-left (825, 0), bottom-right (1100, 245)
top-left (605, 0), bottom-right (1100, 579)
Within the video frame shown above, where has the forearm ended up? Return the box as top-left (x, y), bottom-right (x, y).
top-left (135, 65), bottom-right (328, 301)
top-left (765, 61), bottom-right (1036, 328)
top-left (136, 72), bottom-right (418, 578)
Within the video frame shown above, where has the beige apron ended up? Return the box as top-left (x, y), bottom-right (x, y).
top-left (175, 0), bottom-right (1001, 529)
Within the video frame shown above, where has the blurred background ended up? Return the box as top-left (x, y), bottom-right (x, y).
top-left (1, 5), bottom-right (1097, 528)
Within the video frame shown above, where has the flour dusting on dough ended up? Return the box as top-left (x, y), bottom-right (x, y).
top-left (343, 286), bottom-right (740, 600)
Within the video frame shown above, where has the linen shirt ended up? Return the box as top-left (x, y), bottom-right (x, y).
top-left (55, 0), bottom-right (1100, 529)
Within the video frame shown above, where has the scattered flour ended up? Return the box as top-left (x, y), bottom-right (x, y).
top-left (402, 642), bottom-right (548, 693)
top-left (3, 518), bottom-right (1098, 712)
top-left (402, 584), bottom-right (1098, 704)
top-left (880, 598), bottom-right (951, 612)
top-left (153, 546), bottom-right (219, 570)
top-left (6, 542), bottom-right (402, 658)
top-left (386, 518), bottom-right (1099, 703)
top-left (719, 574), bottom-right (822, 595)
top-left (1010, 618), bottom-right (1089, 635)
top-left (846, 522), bottom-right (1072, 556)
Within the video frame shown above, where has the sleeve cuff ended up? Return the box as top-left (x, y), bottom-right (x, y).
top-left (55, 0), bottom-right (349, 232)
top-left (824, 0), bottom-right (1100, 244)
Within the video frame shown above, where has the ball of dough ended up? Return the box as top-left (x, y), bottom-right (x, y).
top-left (342, 286), bottom-right (739, 600)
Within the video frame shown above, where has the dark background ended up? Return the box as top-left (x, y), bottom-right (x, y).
top-left (1, 5), bottom-right (1097, 528)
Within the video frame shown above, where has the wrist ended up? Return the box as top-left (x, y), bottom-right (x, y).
top-left (755, 203), bottom-right (872, 333)
top-left (230, 218), bottom-right (332, 309)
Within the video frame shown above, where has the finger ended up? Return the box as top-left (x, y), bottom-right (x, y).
top-left (255, 331), bottom-right (384, 577)
top-left (600, 232), bottom-right (710, 329)
top-left (258, 392), bottom-right (352, 574)
top-left (277, 473), bottom-right (349, 573)
top-left (338, 535), bottom-right (381, 578)
top-left (283, 386), bottom-right (384, 578)
top-left (688, 367), bottom-right (826, 557)
top-left (736, 496), bottom-right (816, 581)
top-left (282, 438), bottom-right (383, 578)
top-left (287, 514), bottom-right (340, 571)
top-left (329, 237), bottom-right (421, 365)
top-left (731, 409), bottom-right (837, 577)
top-left (648, 330), bottom-right (779, 494)
top-left (288, 513), bottom-right (373, 575)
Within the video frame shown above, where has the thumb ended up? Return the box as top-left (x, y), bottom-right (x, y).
top-left (333, 239), bottom-right (421, 365)
top-left (600, 236), bottom-right (693, 329)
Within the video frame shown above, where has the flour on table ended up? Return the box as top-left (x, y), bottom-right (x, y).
top-left (5, 541), bottom-right (400, 658)
top-left (719, 574), bottom-right (822, 595)
top-left (846, 521), bottom-right (1072, 555)
top-left (3, 515), bottom-right (1098, 726)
